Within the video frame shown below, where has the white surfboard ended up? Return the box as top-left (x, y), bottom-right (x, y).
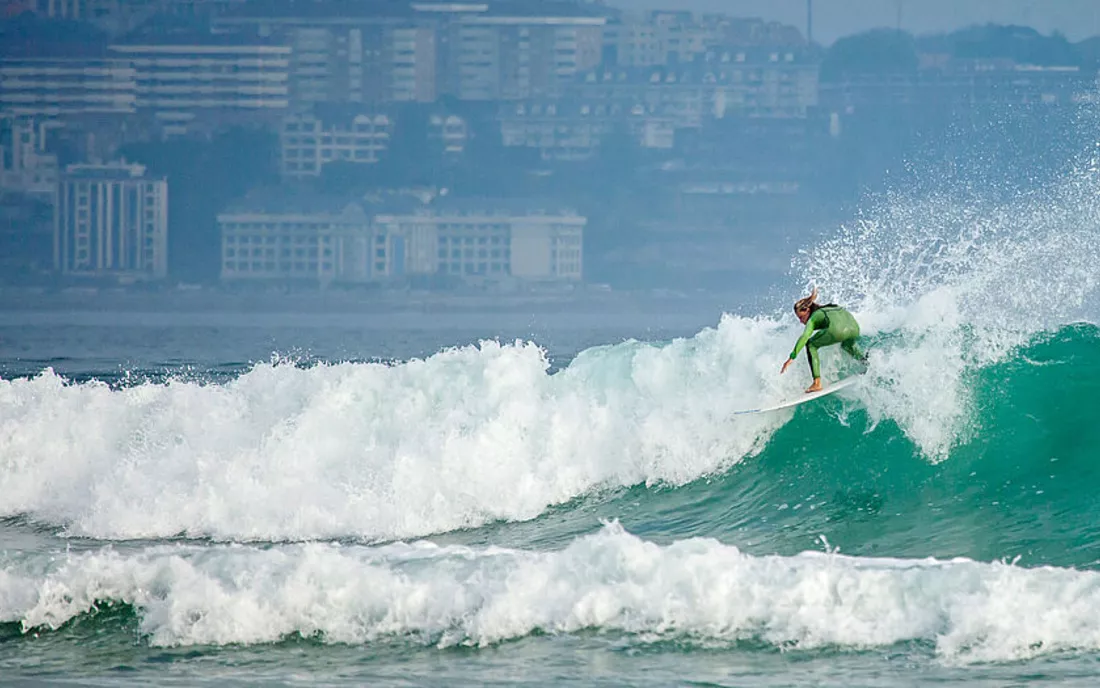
top-left (732, 374), bottom-right (863, 416)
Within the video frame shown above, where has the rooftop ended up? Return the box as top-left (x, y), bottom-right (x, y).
top-left (63, 161), bottom-right (165, 182)
top-left (222, 187), bottom-right (580, 217)
top-left (115, 13), bottom-right (286, 47)
top-left (288, 103), bottom-right (394, 128)
top-left (217, 0), bottom-right (607, 22)
top-left (222, 185), bottom-right (370, 216)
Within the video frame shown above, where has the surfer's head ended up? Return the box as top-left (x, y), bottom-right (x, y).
top-left (793, 287), bottom-right (818, 324)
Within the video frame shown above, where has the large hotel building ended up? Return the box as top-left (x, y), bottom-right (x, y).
top-left (218, 194), bottom-right (583, 286)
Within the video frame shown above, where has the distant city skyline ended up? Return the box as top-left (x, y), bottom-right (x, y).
top-left (608, 0), bottom-right (1100, 44)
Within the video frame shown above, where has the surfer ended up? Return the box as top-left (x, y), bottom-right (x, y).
top-left (780, 287), bottom-right (867, 393)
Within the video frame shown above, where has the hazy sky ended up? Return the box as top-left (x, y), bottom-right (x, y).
top-left (609, 0), bottom-right (1100, 44)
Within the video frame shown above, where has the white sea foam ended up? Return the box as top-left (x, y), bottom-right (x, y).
top-left (2, 522), bottom-right (1098, 664)
top-left (0, 319), bottom-right (814, 542)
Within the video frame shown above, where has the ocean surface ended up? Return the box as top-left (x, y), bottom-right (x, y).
top-left (5, 154), bottom-right (1100, 686)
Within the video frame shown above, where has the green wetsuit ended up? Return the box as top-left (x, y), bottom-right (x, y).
top-left (788, 305), bottom-right (866, 379)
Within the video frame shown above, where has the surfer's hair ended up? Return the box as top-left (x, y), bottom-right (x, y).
top-left (794, 287), bottom-right (819, 313)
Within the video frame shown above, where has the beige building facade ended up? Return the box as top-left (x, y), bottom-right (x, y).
top-left (218, 195), bottom-right (584, 286)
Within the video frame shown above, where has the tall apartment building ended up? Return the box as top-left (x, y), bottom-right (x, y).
top-left (442, 9), bottom-right (605, 101)
top-left (604, 12), bottom-right (807, 67)
top-left (214, 2), bottom-right (438, 106)
top-left (55, 161), bottom-right (168, 280)
top-left (280, 22), bottom-right (436, 106)
top-left (279, 108), bottom-right (391, 178)
top-left (108, 33), bottom-right (291, 133)
top-left (213, 1), bottom-right (607, 105)
top-left (0, 56), bottom-right (138, 117)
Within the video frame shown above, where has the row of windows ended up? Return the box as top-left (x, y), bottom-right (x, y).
top-left (226, 247), bottom-right (333, 259)
top-left (284, 149), bottom-right (382, 161)
top-left (442, 262), bottom-right (509, 275)
top-left (439, 235), bottom-right (509, 246)
top-left (68, 250), bottom-right (156, 264)
top-left (439, 248), bottom-right (510, 260)
top-left (282, 133), bottom-right (389, 145)
top-left (553, 249), bottom-right (581, 261)
top-left (439, 222), bottom-right (511, 232)
top-left (67, 234), bottom-right (157, 246)
top-left (225, 261), bottom-right (335, 273)
top-left (284, 117), bottom-right (390, 131)
top-left (224, 229), bottom-right (341, 237)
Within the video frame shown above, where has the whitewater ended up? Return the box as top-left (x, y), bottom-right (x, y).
top-left (5, 126), bottom-right (1100, 688)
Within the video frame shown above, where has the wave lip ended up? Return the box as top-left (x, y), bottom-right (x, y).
top-left (3, 523), bottom-right (1099, 664)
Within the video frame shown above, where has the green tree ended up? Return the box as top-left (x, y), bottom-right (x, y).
top-left (821, 29), bottom-right (918, 81)
top-left (120, 127), bottom-right (278, 283)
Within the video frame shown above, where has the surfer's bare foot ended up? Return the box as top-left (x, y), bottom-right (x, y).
top-left (805, 379), bottom-right (823, 393)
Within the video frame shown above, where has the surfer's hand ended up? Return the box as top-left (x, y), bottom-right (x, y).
top-left (781, 359), bottom-right (792, 374)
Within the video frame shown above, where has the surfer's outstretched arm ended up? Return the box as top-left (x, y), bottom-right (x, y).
top-left (781, 313), bottom-right (820, 375)
top-left (788, 312), bottom-right (822, 360)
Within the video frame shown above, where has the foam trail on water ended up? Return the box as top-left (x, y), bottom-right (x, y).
top-left (3, 522), bottom-right (1100, 664)
top-left (0, 319), bottom-right (816, 542)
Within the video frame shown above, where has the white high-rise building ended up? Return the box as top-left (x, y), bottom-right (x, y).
top-left (55, 161), bottom-right (168, 280)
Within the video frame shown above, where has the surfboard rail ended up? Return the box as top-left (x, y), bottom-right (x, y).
top-left (732, 374), bottom-right (863, 416)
